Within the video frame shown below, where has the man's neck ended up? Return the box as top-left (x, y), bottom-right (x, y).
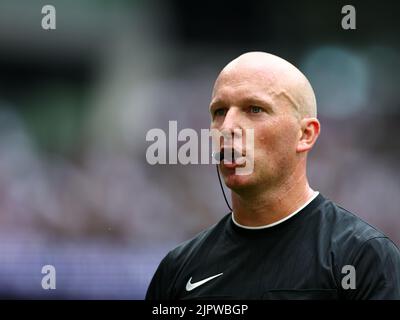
top-left (231, 175), bottom-right (315, 227)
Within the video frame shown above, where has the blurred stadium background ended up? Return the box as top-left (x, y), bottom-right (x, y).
top-left (0, 0), bottom-right (399, 298)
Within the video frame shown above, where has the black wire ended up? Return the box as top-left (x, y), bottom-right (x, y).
top-left (216, 164), bottom-right (233, 212)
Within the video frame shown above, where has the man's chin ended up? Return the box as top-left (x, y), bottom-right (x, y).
top-left (223, 173), bottom-right (255, 191)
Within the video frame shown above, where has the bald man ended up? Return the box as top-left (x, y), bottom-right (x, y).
top-left (146, 52), bottom-right (400, 300)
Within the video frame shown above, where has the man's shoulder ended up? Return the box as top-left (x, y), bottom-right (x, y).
top-left (165, 213), bottom-right (231, 262)
top-left (319, 194), bottom-right (388, 243)
top-left (317, 194), bottom-right (399, 262)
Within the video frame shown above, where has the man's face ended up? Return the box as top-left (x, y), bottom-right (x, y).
top-left (209, 66), bottom-right (302, 193)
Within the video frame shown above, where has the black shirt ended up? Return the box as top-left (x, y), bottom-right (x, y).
top-left (146, 193), bottom-right (400, 300)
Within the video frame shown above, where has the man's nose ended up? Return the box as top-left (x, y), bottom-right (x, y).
top-left (220, 107), bottom-right (241, 133)
top-left (219, 107), bottom-right (244, 145)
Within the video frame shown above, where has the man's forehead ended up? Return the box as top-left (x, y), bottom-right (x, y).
top-left (209, 83), bottom-right (284, 115)
top-left (210, 52), bottom-right (317, 118)
top-left (213, 52), bottom-right (305, 94)
top-left (211, 66), bottom-right (280, 101)
top-left (211, 83), bottom-right (274, 100)
top-left (210, 66), bottom-right (300, 115)
top-left (213, 69), bottom-right (276, 95)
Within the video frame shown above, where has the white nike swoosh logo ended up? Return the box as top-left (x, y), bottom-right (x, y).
top-left (185, 273), bottom-right (223, 291)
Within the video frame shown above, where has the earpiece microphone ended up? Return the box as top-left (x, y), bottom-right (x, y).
top-left (212, 149), bottom-right (242, 163)
top-left (212, 151), bottom-right (223, 162)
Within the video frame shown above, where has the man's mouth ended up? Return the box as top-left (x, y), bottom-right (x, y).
top-left (218, 148), bottom-right (246, 168)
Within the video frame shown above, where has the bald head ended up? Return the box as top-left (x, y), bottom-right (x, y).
top-left (213, 52), bottom-right (317, 119)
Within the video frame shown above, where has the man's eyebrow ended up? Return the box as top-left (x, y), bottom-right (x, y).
top-left (242, 95), bottom-right (272, 107)
top-left (209, 95), bottom-right (274, 112)
top-left (209, 98), bottom-right (224, 111)
top-left (241, 96), bottom-right (275, 113)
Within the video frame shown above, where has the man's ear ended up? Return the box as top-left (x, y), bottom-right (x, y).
top-left (296, 117), bottom-right (320, 153)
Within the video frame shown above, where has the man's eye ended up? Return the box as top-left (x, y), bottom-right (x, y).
top-left (214, 108), bottom-right (226, 117)
top-left (250, 106), bottom-right (263, 113)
